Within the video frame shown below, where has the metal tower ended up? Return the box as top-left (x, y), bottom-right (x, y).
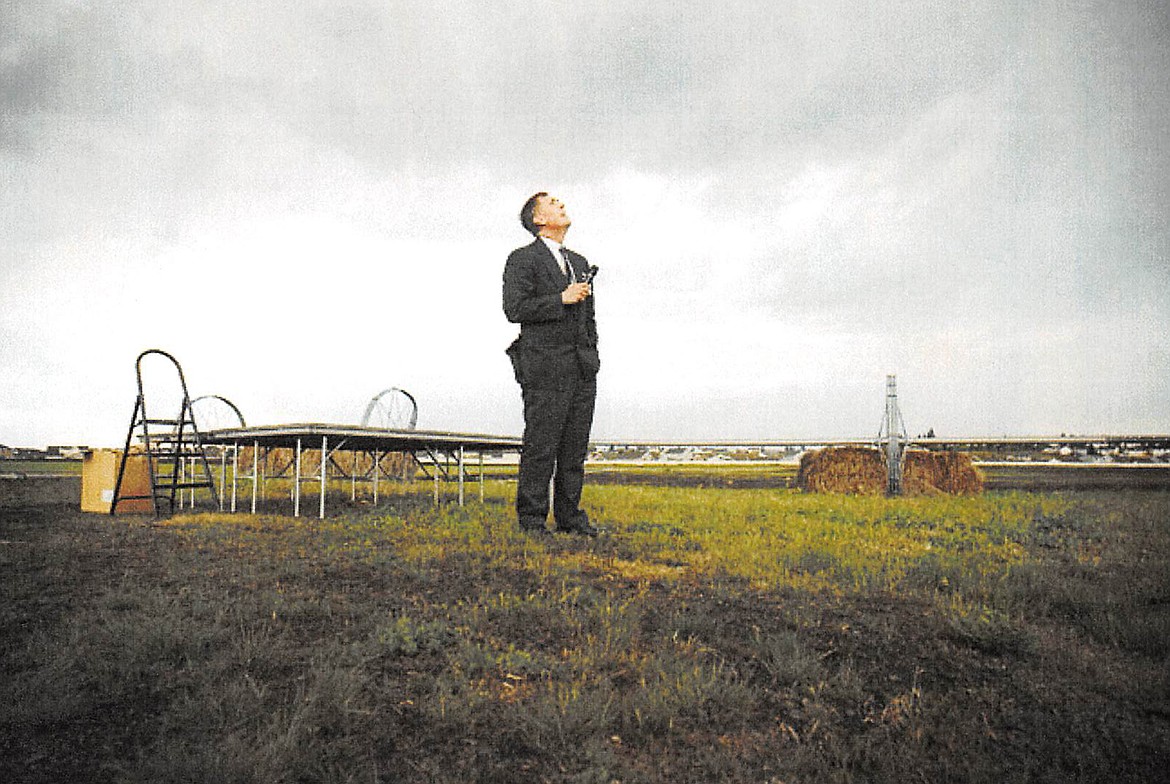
top-left (876, 374), bottom-right (909, 495)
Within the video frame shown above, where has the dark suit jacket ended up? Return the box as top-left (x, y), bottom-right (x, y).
top-left (503, 238), bottom-right (599, 391)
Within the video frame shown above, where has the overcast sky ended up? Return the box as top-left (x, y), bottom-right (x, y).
top-left (3, 0), bottom-right (1168, 447)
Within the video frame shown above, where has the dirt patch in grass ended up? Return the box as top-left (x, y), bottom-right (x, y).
top-left (587, 466), bottom-right (798, 489)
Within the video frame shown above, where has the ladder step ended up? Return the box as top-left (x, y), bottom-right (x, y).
top-left (153, 481), bottom-right (215, 490)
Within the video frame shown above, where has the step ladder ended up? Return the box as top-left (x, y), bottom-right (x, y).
top-left (111, 349), bottom-right (220, 516)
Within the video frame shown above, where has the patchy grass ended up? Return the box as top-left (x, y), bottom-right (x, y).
top-left (0, 459), bottom-right (83, 475)
top-left (1, 483), bottom-right (1168, 783)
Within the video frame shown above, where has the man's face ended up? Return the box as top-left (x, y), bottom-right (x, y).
top-left (533, 194), bottom-right (570, 233)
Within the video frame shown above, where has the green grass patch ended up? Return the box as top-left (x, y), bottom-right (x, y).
top-left (0, 459), bottom-right (82, 475)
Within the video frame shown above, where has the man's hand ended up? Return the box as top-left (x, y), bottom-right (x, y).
top-left (561, 282), bottom-right (592, 304)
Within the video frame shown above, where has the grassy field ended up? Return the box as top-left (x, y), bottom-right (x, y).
top-left (0, 460), bottom-right (83, 476)
top-left (5, 455), bottom-right (1170, 491)
top-left (2, 480), bottom-right (1168, 783)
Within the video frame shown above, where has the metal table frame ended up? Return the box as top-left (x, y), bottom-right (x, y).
top-left (200, 424), bottom-right (522, 518)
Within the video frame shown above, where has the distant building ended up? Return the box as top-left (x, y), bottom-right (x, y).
top-left (0, 444), bottom-right (11, 459)
top-left (46, 445), bottom-right (88, 459)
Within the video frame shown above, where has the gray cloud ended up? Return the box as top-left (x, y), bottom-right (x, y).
top-left (2, 0), bottom-right (1168, 444)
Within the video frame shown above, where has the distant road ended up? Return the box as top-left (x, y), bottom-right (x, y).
top-left (593, 434), bottom-right (1170, 450)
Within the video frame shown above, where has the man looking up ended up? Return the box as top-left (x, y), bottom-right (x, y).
top-left (502, 192), bottom-right (600, 536)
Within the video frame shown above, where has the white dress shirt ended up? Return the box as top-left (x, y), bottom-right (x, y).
top-left (539, 236), bottom-right (570, 277)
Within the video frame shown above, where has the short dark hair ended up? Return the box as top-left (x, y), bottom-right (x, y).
top-left (520, 192), bottom-right (547, 236)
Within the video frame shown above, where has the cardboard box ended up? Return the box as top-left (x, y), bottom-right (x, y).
top-left (81, 449), bottom-right (154, 513)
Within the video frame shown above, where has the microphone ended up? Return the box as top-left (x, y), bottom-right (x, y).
top-left (582, 265), bottom-right (599, 284)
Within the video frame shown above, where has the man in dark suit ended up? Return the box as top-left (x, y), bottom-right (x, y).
top-left (503, 192), bottom-right (600, 536)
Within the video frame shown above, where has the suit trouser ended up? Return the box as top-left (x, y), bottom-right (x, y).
top-left (517, 371), bottom-right (596, 528)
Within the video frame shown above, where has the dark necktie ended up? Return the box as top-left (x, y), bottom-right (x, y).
top-left (561, 248), bottom-right (576, 283)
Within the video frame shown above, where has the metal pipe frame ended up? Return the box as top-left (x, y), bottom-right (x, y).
top-left (203, 424), bottom-right (520, 519)
top-left (220, 441), bottom-right (500, 519)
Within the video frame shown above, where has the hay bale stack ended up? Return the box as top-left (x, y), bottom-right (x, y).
top-left (797, 447), bottom-right (886, 494)
top-left (234, 447), bottom-right (416, 481)
top-left (336, 450), bottom-right (416, 482)
top-left (903, 450), bottom-right (985, 495)
top-left (797, 447), bottom-right (984, 495)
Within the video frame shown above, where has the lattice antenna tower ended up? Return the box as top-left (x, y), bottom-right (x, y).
top-left (875, 374), bottom-right (910, 495)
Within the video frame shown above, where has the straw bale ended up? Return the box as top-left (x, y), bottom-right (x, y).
top-left (796, 447), bottom-right (886, 495)
top-left (904, 450), bottom-right (985, 495)
top-left (797, 447), bottom-right (984, 495)
top-left (234, 447), bottom-right (416, 481)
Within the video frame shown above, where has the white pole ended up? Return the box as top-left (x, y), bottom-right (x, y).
top-left (458, 445), bottom-right (465, 507)
top-left (219, 449), bottom-right (227, 511)
top-left (230, 444), bottom-right (238, 513)
top-left (319, 436), bottom-right (328, 519)
top-left (294, 438), bottom-right (302, 517)
top-left (251, 440), bottom-right (259, 514)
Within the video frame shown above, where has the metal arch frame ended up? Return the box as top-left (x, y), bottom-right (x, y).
top-left (361, 387), bottom-right (418, 430)
top-left (190, 394), bottom-right (247, 428)
top-left (190, 394), bottom-right (250, 514)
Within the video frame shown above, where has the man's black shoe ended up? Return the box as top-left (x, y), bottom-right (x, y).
top-left (519, 521), bottom-right (552, 537)
top-left (559, 521), bottom-right (602, 537)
